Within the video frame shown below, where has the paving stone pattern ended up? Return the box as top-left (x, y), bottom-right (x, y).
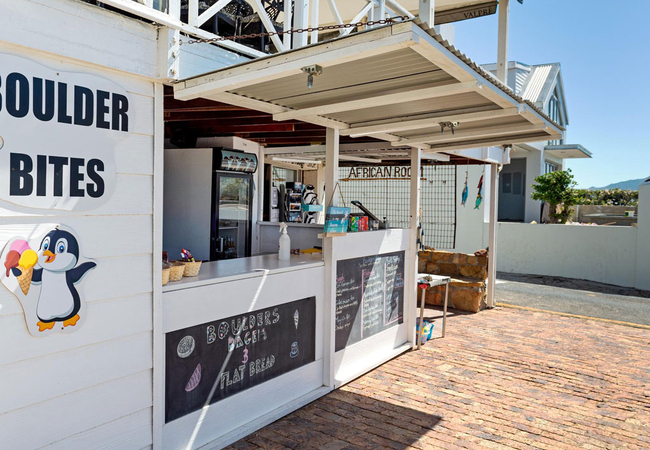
top-left (227, 307), bottom-right (650, 449)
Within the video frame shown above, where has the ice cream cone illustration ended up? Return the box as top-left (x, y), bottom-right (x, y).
top-left (17, 266), bottom-right (34, 295)
top-left (16, 249), bottom-right (38, 295)
top-left (4, 241), bottom-right (38, 296)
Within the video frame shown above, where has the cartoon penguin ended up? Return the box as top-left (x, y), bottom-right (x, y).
top-left (12, 229), bottom-right (96, 332)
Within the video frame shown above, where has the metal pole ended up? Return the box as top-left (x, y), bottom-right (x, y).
top-left (497, 0), bottom-right (509, 83)
top-left (408, 148), bottom-right (422, 348)
top-left (323, 128), bottom-right (339, 387)
top-left (419, 0), bottom-right (435, 29)
top-left (418, 288), bottom-right (425, 350)
top-left (486, 163), bottom-right (499, 308)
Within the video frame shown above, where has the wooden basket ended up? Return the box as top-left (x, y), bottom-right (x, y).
top-left (162, 267), bottom-right (171, 286)
top-left (182, 261), bottom-right (202, 277)
top-left (169, 263), bottom-right (185, 281)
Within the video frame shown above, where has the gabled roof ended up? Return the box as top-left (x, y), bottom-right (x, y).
top-left (482, 61), bottom-right (569, 125)
top-left (520, 63), bottom-right (560, 105)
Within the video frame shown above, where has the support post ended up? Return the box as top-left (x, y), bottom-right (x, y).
top-left (255, 146), bottom-right (265, 254)
top-left (486, 163), bottom-right (499, 308)
top-left (419, 0), bottom-right (435, 29)
top-left (283, 0), bottom-right (293, 49)
top-left (323, 128), bottom-right (340, 387)
top-left (310, 0), bottom-right (320, 44)
top-left (407, 148), bottom-right (422, 348)
top-left (188, 0), bottom-right (198, 26)
top-left (497, 0), bottom-right (509, 83)
top-left (152, 83), bottom-right (165, 450)
top-left (294, 0), bottom-right (310, 48)
top-left (371, 0), bottom-right (386, 28)
top-left (157, 0), bottom-right (181, 81)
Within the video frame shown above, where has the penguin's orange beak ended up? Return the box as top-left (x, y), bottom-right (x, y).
top-left (43, 250), bottom-right (56, 263)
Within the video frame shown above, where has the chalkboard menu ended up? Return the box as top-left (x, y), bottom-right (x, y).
top-left (335, 251), bottom-right (404, 351)
top-left (165, 297), bottom-right (316, 423)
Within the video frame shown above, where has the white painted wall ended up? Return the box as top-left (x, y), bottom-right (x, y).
top-left (0, 2), bottom-right (157, 448)
top-left (439, 164), bottom-right (488, 254)
top-left (636, 181), bottom-right (650, 290)
top-left (497, 223), bottom-right (638, 288)
top-left (259, 223), bottom-right (322, 254)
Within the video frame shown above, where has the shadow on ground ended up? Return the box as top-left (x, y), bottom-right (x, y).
top-left (228, 389), bottom-right (442, 449)
top-left (498, 272), bottom-right (650, 298)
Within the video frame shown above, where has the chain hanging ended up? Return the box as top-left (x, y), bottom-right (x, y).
top-left (184, 16), bottom-right (412, 45)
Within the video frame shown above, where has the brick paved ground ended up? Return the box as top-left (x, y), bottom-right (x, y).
top-left (227, 307), bottom-right (650, 450)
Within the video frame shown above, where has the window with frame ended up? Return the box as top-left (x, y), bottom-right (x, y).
top-left (545, 161), bottom-right (559, 174)
top-left (547, 86), bottom-right (565, 146)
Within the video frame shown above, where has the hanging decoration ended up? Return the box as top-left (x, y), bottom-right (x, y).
top-left (461, 163), bottom-right (469, 207)
top-left (475, 173), bottom-right (484, 209)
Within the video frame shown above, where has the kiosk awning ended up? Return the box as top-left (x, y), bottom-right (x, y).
top-left (174, 21), bottom-right (563, 154)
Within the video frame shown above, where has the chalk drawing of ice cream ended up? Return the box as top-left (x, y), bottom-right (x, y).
top-left (185, 363), bottom-right (202, 392)
top-left (294, 309), bottom-right (299, 329)
top-left (177, 335), bottom-right (195, 358)
top-left (290, 342), bottom-right (299, 358)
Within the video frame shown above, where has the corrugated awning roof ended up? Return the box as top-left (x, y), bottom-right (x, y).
top-left (174, 20), bottom-right (563, 154)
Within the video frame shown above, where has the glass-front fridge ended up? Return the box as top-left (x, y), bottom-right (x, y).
top-left (211, 172), bottom-right (252, 261)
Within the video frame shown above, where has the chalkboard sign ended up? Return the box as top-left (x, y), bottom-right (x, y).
top-left (335, 251), bottom-right (404, 351)
top-left (165, 297), bottom-right (316, 423)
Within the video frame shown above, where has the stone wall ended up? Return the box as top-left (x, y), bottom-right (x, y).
top-left (419, 250), bottom-right (488, 313)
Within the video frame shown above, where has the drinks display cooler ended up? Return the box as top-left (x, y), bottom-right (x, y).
top-left (163, 147), bottom-right (256, 262)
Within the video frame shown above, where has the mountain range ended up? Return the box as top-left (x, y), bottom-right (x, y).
top-left (589, 177), bottom-right (649, 191)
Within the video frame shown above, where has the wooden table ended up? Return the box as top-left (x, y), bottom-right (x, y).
top-left (416, 273), bottom-right (450, 349)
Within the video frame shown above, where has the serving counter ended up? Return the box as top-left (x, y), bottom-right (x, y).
top-left (162, 254), bottom-right (327, 450)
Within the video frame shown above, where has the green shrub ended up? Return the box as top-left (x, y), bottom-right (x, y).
top-left (574, 189), bottom-right (638, 206)
top-left (530, 169), bottom-right (580, 224)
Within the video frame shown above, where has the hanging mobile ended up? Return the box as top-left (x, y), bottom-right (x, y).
top-left (461, 162), bottom-right (469, 207)
top-left (475, 166), bottom-right (484, 209)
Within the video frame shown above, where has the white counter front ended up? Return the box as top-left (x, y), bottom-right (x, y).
top-left (161, 254), bottom-right (327, 450)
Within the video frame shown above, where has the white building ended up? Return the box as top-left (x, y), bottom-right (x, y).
top-left (484, 61), bottom-right (592, 223)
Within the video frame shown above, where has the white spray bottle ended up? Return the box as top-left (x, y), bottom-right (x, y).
top-left (278, 222), bottom-right (291, 261)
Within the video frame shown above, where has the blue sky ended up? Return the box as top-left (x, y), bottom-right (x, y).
top-left (453, 0), bottom-right (650, 189)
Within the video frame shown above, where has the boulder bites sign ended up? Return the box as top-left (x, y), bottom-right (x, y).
top-left (0, 53), bottom-right (132, 211)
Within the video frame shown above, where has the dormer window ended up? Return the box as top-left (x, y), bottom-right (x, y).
top-left (548, 95), bottom-right (560, 124)
top-left (547, 87), bottom-right (564, 145)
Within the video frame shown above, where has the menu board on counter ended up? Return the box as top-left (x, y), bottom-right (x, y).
top-left (165, 297), bottom-right (316, 423)
top-left (335, 252), bottom-right (405, 351)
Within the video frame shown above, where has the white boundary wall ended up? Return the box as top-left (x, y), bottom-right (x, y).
top-left (496, 223), bottom-right (638, 287)
top-left (446, 173), bottom-right (649, 290)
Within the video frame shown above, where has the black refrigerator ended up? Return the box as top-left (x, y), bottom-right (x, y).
top-left (163, 148), bottom-right (257, 262)
top-left (211, 171), bottom-right (253, 260)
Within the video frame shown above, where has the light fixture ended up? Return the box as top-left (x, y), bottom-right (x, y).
top-left (301, 65), bottom-right (323, 89)
top-left (439, 121), bottom-right (459, 135)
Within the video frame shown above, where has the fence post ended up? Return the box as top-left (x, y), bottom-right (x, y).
top-left (636, 178), bottom-right (650, 290)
